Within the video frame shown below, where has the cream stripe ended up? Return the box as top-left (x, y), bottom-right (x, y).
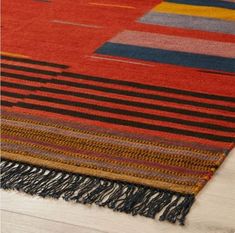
top-left (89, 2), bottom-right (136, 9)
top-left (110, 30), bottom-right (235, 58)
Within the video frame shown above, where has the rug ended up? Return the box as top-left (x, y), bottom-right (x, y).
top-left (1, 0), bottom-right (235, 226)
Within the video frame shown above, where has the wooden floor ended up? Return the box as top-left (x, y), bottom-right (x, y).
top-left (1, 148), bottom-right (235, 233)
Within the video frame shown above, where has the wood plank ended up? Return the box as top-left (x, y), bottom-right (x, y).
top-left (1, 210), bottom-right (104, 233)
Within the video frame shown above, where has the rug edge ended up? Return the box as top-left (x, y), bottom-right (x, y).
top-left (0, 158), bottom-right (195, 225)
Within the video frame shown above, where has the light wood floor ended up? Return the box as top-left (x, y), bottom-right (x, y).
top-left (1, 148), bottom-right (235, 233)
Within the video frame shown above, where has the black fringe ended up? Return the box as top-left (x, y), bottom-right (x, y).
top-left (0, 159), bottom-right (195, 225)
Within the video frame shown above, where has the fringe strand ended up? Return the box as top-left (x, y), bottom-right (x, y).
top-left (0, 159), bottom-right (195, 225)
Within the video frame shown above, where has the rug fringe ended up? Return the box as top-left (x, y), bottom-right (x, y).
top-left (0, 159), bottom-right (195, 225)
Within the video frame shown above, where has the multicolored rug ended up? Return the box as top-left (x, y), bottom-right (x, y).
top-left (1, 0), bottom-right (235, 226)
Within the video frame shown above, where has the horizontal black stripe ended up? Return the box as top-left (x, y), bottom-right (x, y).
top-left (15, 102), bottom-right (235, 142)
top-left (1, 101), bottom-right (14, 107)
top-left (1, 71), bottom-right (48, 83)
top-left (2, 64), bottom-right (235, 107)
top-left (51, 77), bottom-right (235, 112)
top-left (40, 87), bottom-right (235, 123)
top-left (2, 70), bottom-right (235, 112)
top-left (2, 81), bottom-right (235, 123)
top-left (62, 72), bottom-right (235, 103)
top-left (2, 61), bottom-right (235, 103)
top-left (1, 91), bottom-right (26, 99)
top-left (1, 63), bottom-right (59, 76)
top-left (25, 94), bottom-right (235, 133)
top-left (1, 55), bottom-right (69, 69)
top-left (1, 81), bottom-right (37, 91)
top-left (198, 70), bottom-right (235, 77)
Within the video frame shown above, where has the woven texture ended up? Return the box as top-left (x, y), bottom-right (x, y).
top-left (1, 0), bottom-right (235, 225)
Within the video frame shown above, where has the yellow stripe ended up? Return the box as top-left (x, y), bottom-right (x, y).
top-left (153, 2), bottom-right (235, 21)
top-left (89, 2), bottom-right (136, 9)
top-left (1, 51), bottom-right (29, 58)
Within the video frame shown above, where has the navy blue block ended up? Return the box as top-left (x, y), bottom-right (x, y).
top-left (96, 42), bottom-right (235, 73)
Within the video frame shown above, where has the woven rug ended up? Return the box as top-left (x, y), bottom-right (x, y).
top-left (1, 0), bottom-right (235, 226)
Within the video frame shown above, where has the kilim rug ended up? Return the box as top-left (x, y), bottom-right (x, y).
top-left (1, 0), bottom-right (235, 226)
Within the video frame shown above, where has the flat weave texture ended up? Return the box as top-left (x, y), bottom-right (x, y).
top-left (1, 0), bottom-right (235, 226)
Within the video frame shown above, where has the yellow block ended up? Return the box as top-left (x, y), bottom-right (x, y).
top-left (153, 2), bottom-right (235, 21)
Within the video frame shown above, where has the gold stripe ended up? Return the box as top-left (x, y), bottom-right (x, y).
top-left (2, 124), bottom-right (221, 171)
top-left (1, 51), bottom-right (29, 58)
top-left (2, 138), bottom-right (202, 183)
top-left (2, 151), bottom-right (200, 194)
top-left (3, 145), bottom-right (199, 187)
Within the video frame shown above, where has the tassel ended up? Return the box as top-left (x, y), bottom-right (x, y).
top-left (0, 159), bottom-right (195, 225)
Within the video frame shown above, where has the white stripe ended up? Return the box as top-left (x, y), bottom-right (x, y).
top-left (52, 20), bottom-right (102, 28)
top-left (89, 55), bottom-right (154, 67)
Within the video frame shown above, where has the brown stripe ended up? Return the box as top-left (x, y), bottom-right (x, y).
top-left (2, 124), bottom-right (222, 171)
top-left (1, 141), bottom-right (200, 186)
top-left (2, 136), bottom-right (207, 182)
top-left (1, 151), bottom-right (200, 194)
top-left (2, 109), bottom-right (227, 153)
top-left (2, 118), bottom-right (222, 162)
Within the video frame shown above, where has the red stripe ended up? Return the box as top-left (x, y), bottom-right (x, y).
top-left (2, 60), bottom-right (63, 73)
top-left (1, 96), bottom-right (19, 103)
top-left (1, 68), bottom-right (54, 80)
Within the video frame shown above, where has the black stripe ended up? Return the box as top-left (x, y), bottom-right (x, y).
top-left (1, 71), bottom-right (48, 83)
top-left (1, 101), bottom-right (14, 107)
top-left (3, 70), bottom-right (235, 112)
top-left (198, 70), bottom-right (235, 77)
top-left (27, 94), bottom-right (235, 133)
top-left (1, 61), bottom-right (234, 103)
top-left (2, 81), bottom-right (235, 123)
top-left (1, 55), bottom-right (69, 69)
top-left (62, 72), bottom-right (235, 103)
top-left (15, 102), bottom-right (235, 142)
top-left (1, 81), bottom-right (36, 91)
top-left (41, 87), bottom-right (235, 123)
top-left (51, 77), bottom-right (235, 112)
top-left (1, 63), bottom-right (59, 76)
top-left (1, 91), bottom-right (26, 99)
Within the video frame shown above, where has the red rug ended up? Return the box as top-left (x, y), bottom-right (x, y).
top-left (1, 0), bottom-right (235, 226)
